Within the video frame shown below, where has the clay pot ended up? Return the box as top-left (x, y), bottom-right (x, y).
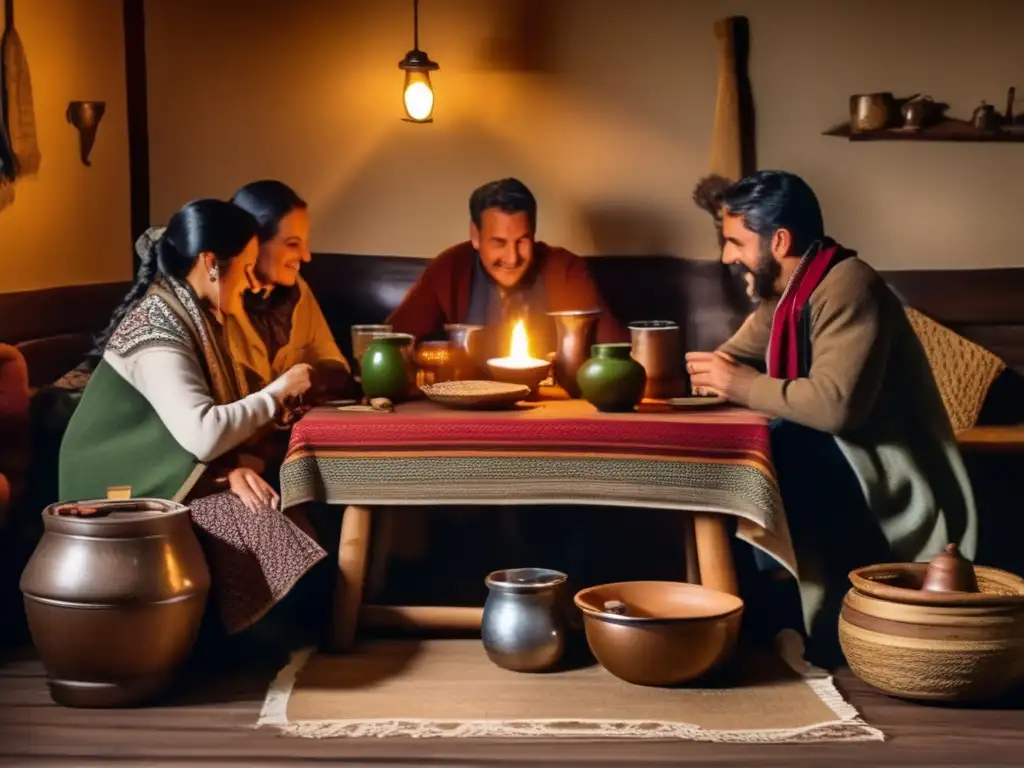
top-left (576, 343), bottom-right (647, 412)
top-left (920, 543), bottom-right (979, 593)
top-left (20, 499), bottom-right (210, 707)
top-left (574, 581), bottom-right (743, 686)
top-left (361, 333), bottom-right (414, 402)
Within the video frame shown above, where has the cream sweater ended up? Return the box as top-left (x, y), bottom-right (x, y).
top-left (103, 346), bottom-right (289, 463)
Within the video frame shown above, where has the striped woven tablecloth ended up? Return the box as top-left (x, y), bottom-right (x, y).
top-left (281, 398), bottom-right (796, 575)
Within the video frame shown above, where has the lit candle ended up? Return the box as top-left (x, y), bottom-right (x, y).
top-left (486, 320), bottom-right (550, 390)
top-left (491, 320), bottom-right (548, 369)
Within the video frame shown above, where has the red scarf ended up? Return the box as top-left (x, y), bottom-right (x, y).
top-left (767, 240), bottom-right (850, 379)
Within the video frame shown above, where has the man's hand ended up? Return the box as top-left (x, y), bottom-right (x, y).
top-left (685, 350), bottom-right (758, 402)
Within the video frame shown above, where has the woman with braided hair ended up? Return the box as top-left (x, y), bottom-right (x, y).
top-left (59, 199), bottom-right (327, 640)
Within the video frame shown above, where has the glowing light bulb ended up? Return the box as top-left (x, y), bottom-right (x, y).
top-left (403, 72), bottom-right (434, 121)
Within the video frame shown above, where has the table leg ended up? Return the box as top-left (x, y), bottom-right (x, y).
top-left (360, 605), bottom-right (483, 632)
top-left (682, 514), bottom-right (701, 585)
top-left (693, 513), bottom-right (739, 596)
top-left (365, 506), bottom-right (396, 602)
top-left (331, 505), bottom-right (372, 652)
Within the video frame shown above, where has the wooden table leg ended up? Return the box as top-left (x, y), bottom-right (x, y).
top-left (365, 506), bottom-right (396, 603)
top-left (361, 605), bottom-right (483, 632)
top-left (331, 505), bottom-right (372, 652)
top-left (693, 513), bottom-right (739, 596)
top-left (682, 514), bottom-right (701, 585)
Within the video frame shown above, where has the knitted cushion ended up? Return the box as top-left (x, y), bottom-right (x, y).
top-left (904, 306), bottom-right (1005, 431)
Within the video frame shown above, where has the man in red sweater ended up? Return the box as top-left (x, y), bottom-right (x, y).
top-left (387, 178), bottom-right (627, 360)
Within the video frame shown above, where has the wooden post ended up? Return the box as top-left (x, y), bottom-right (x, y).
top-left (710, 17), bottom-right (743, 181)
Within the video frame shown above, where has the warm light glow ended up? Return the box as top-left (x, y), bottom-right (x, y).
top-left (509, 320), bottom-right (530, 361)
top-left (403, 72), bottom-right (434, 121)
top-left (489, 320), bottom-right (547, 370)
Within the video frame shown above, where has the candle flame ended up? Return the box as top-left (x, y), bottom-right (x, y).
top-left (509, 320), bottom-right (531, 361)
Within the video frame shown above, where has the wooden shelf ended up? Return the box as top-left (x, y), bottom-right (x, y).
top-left (824, 118), bottom-right (1024, 143)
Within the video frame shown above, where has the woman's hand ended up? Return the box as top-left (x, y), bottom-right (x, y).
top-left (273, 362), bottom-right (314, 402)
top-left (227, 467), bottom-right (279, 511)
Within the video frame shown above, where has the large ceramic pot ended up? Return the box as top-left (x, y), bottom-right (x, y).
top-left (20, 499), bottom-right (210, 707)
top-left (576, 343), bottom-right (647, 412)
top-left (360, 333), bottom-right (414, 402)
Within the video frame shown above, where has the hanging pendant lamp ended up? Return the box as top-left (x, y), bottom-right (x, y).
top-left (397, 0), bottom-right (439, 123)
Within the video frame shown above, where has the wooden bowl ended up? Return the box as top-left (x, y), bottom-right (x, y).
top-left (574, 581), bottom-right (743, 686)
top-left (839, 586), bottom-right (1024, 702)
top-left (486, 359), bottom-right (550, 393)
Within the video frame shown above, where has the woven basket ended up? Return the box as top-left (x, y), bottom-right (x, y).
top-left (839, 585), bottom-right (1024, 702)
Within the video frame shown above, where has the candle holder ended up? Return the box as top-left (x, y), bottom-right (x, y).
top-left (486, 358), bottom-right (550, 397)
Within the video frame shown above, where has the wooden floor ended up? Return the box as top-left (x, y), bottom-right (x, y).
top-left (2, 646), bottom-right (1024, 767)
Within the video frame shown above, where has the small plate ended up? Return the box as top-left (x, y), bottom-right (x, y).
top-left (421, 380), bottom-right (531, 409)
top-left (667, 395), bottom-right (727, 409)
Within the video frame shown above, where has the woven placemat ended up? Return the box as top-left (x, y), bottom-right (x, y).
top-left (257, 633), bottom-right (883, 743)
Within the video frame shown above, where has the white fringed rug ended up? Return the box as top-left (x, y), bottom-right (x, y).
top-left (257, 631), bottom-right (883, 744)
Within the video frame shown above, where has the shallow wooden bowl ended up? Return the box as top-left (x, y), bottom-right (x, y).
top-left (574, 581), bottom-right (743, 687)
top-left (839, 586), bottom-right (1024, 702)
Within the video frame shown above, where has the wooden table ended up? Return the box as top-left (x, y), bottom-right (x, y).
top-left (281, 394), bottom-right (793, 651)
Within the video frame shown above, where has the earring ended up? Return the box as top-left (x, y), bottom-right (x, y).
top-left (208, 266), bottom-right (218, 283)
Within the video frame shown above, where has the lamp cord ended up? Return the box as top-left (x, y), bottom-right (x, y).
top-left (413, 0), bottom-right (419, 51)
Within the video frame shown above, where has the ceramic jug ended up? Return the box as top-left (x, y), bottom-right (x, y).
top-left (360, 333), bottom-right (414, 401)
top-left (576, 343), bottom-right (647, 412)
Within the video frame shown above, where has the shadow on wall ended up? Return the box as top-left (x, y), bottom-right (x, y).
top-left (582, 203), bottom-right (679, 256)
top-left (476, 0), bottom-right (562, 74)
top-left (314, 120), bottom-right (588, 255)
top-left (580, 202), bottom-right (752, 353)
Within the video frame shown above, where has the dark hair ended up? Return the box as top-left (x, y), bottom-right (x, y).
top-left (88, 199), bottom-right (259, 366)
top-left (230, 179), bottom-right (307, 243)
top-left (721, 170), bottom-right (825, 257)
top-left (692, 174), bottom-right (734, 247)
top-left (469, 177), bottom-right (537, 231)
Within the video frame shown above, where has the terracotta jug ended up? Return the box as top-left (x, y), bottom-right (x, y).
top-left (20, 499), bottom-right (210, 707)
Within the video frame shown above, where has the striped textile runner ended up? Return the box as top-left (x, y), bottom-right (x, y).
top-left (280, 399), bottom-right (796, 575)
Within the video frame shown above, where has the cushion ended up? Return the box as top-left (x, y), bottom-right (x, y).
top-left (904, 306), bottom-right (1006, 432)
